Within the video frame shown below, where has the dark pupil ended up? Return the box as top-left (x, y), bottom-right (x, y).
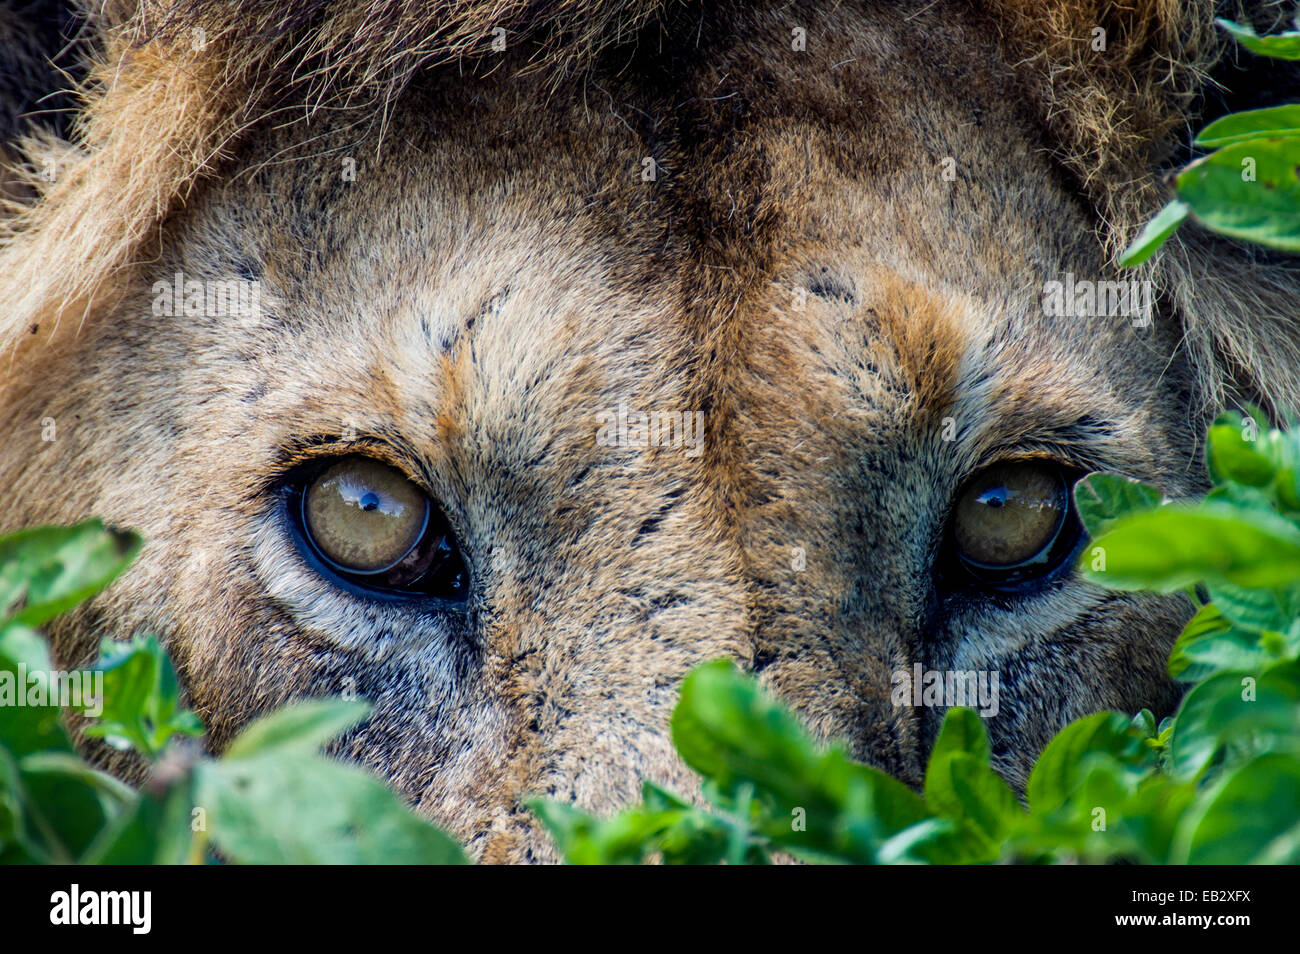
top-left (360, 491), bottom-right (380, 512)
top-left (978, 486), bottom-right (1008, 509)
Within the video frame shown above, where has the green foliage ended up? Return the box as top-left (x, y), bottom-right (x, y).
top-left (1215, 18), bottom-right (1300, 59)
top-left (531, 412), bottom-right (1300, 863)
top-left (82, 634), bottom-right (203, 759)
top-left (0, 521), bottom-right (140, 629)
top-left (0, 519), bottom-right (465, 865)
top-left (1121, 19), bottom-right (1300, 263)
top-left (1175, 138), bottom-right (1300, 251)
top-left (195, 700), bottom-right (465, 863)
top-left (531, 659), bottom-right (933, 865)
top-left (1119, 200), bottom-right (1190, 266)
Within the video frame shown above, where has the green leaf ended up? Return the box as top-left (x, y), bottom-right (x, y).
top-left (1207, 419), bottom-right (1278, 486)
top-left (1207, 580), bottom-right (1292, 632)
top-left (922, 708), bottom-right (1019, 848)
top-left (1072, 472), bottom-right (1164, 538)
top-left (1216, 18), bottom-right (1300, 60)
top-left (1197, 104), bottom-right (1300, 147)
top-left (0, 521), bottom-right (140, 629)
top-left (82, 779), bottom-right (198, 865)
top-left (223, 699), bottom-right (371, 760)
top-left (1027, 712), bottom-right (1143, 816)
top-left (875, 817), bottom-right (991, 865)
top-left (1276, 467), bottom-right (1300, 514)
top-left (1175, 753), bottom-right (1300, 863)
top-left (670, 659), bottom-right (822, 796)
top-left (1118, 200), bottom-right (1189, 266)
top-left (83, 640), bottom-right (156, 752)
top-left (1168, 602), bottom-right (1274, 683)
top-left (1083, 505), bottom-right (1300, 591)
top-left (926, 704), bottom-right (991, 765)
top-left (17, 751), bottom-right (135, 807)
top-left (648, 801), bottom-right (741, 865)
top-left (82, 634), bottom-right (203, 759)
top-left (1005, 752), bottom-right (1143, 863)
top-left (0, 622), bottom-right (52, 672)
top-left (1168, 662), bottom-right (1300, 781)
top-left (14, 755), bottom-right (110, 862)
top-left (526, 797), bottom-right (714, 865)
top-left (0, 746), bottom-right (39, 862)
top-left (197, 754), bottom-right (467, 864)
top-left (1114, 777), bottom-right (1198, 864)
top-left (924, 752), bottom-right (1019, 846)
top-left (671, 659), bottom-right (928, 860)
top-left (0, 623), bottom-right (70, 761)
top-left (1177, 138), bottom-right (1300, 252)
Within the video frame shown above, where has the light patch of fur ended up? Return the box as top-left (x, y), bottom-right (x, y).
top-left (866, 275), bottom-right (968, 424)
top-left (1, 36), bottom-right (245, 350)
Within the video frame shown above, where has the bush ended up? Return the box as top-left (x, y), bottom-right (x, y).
top-left (0, 522), bottom-right (465, 864)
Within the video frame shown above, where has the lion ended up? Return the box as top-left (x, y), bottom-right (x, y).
top-left (1, 0), bottom-right (1298, 863)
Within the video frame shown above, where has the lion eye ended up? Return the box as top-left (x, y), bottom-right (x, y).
top-left (294, 457), bottom-right (468, 600)
top-left (948, 460), bottom-right (1081, 586)
top-left (305, 458), bottom-right (428, 571)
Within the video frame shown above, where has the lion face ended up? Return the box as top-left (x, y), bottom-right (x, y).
top-left (3, 0), bottom-right (1292, 862)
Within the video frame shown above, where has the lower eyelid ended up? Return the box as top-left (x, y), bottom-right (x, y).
top-left (249, 509), bottom-right (470, 668)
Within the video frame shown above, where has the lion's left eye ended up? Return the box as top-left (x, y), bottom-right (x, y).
top-left (290, 456), bottom-right (468, 601)
top-left (945, 460), bottom-right (1083, 588)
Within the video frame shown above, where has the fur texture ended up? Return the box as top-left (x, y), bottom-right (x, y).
top-left (1, 0), bottom-right (1298, 863)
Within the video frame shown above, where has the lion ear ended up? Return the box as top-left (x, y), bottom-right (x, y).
top-left (981, 0), bottom-right (1300, 419)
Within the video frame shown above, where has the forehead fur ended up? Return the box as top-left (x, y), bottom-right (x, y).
top-left (2, 0), bottom-right (1299, 418)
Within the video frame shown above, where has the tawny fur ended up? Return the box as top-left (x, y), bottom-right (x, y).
top-left (0, 1), bottom-right (1297, 863)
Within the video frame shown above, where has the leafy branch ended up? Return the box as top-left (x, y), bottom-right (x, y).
top-left (1122, 19), bottom-right (1300, 264)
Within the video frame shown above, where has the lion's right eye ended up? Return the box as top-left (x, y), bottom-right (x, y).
top-left (292, 456), bottom-right (469, 601)
top-left (943, 459), bottom-right (1084, 590)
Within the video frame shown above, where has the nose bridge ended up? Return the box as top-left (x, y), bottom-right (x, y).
top-left (716, 300), bottom-right (949, 788)
top-left (747, 521), bottom-right (930, 786)
top-left (838, 461), bottom-right (952, 783)
top-left (461, 447), bottom-right (753, 840)
top-left (690, 385), bottom-right (937, 787)
top-left (839, 546), bottom-right (931, 783)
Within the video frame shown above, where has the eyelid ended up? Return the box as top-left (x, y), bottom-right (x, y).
top-left (961, 408), bottom-right (1121, 465)
top-left (261, 435), bottom-right (436, 501)
top-left (966, 450), bottom-right (1082, 480)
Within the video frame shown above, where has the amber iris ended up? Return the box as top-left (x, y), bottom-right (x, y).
top-left (953, 461), bottom-right (1068, 570)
